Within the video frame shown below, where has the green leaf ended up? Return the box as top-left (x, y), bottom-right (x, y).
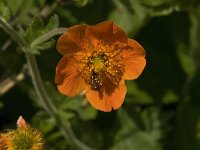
top-left (73, 0), bottom-right (91, 7)
top-left (0, 100), bottom-right (4, 109)
top-left (24, 16), bottom-right (45, 43)
top-left (46, 14), bottom-right (59, 31)
top-left (78, 106), bottom-right (98, 121)
top-left (5, 0), bottom-right (24, 15)
top-left (58, 110), bottom-right (75, 125)
top-left (111, 132), bottom-right (161, 150)
top-left (126, 81), bottom-right (154, 104)
top-left (141, 0), bottom-right (174, 7)
top-left (30, 40), bottom-right (55, 54)
top-left (0, 1), bottom-right (10, 21)
top-left (111, 109), bottom-right (162, 150)
top-left (162, 90), bottom-right (179, 104)
top-left (109, 0), bottom-right (148, 35)
top-left (177, 47), bottom-right (196, 77)
top-left (31, 111), bottom-right (56, 133)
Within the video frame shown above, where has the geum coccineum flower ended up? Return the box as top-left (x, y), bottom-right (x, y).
top-left (55, 21), bottom-right (146, 112)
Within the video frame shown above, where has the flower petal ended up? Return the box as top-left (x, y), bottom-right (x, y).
top-left (85, 80), bottom-right (127, 112)
top-left (55, 55), bottom-right (85, 96)
top-left (56, 25), bottom-right (88, 55)
top-left (122, 39), bottom-right (146, 80)
top-left (113, 22), bottom-right (128, 44)
top-left (88, 21), bottom-right (115, 44)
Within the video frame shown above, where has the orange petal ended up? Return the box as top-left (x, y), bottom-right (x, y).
top-left (88, 21), bottom-right (115, 44)
top-left (85, 80), bottom-right (127, 112)
top-left (113, 22), bottom-right (128, 44)
top-left (56, 25), bottom-right (88, 55)
top-left (55, 55), bottom-right (85, 96)
top-left (122, 39), bottom-right (146, 80)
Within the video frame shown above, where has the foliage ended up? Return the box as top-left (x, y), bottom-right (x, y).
top-left (1, 0), bottom-right (200, 149)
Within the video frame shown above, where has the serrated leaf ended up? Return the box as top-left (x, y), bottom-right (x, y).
top-left (46, 14), bottom-right (59, 31)
top-left (24, 16), bottom-right (45, 43)
top-left (30, 40), bottom-right (55, 54)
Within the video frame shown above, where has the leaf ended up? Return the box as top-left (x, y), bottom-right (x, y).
top-left (46, 14), bottom-right (59, 31)
top-left (5, 0), bottom-right (24, 15)
top-left (177, 46), bottom-right (196, 77)
top-left (162, 90), bottom-right (179, 104)
top-left (24, 16), bottom-right (45, 43)
top-left (30, 40), bottom-right (55, 54)
top-left (110, 132), bottom-right (161, 150)
top-left (0, 1), bottom-right (10, 21)
top-left (58, 110), bottom-right (75, 126)
top-left (31, 111), bottom-right (56, 133)
top-left (141, 0), bottom-right (174, 7)
top-left (78, 106), bottom-right (98, 121)
top-left (73, 0), bottom-right (91, 7)
top-left (109, 0), bottom-right (148, 35)
top-left (126, 81), bottom-right (154, 104)
top-left (111, 108), bottom-right (162, 150)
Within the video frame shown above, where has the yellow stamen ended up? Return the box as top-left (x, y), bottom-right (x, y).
top-left (77, 44), bottom-right (124, 90)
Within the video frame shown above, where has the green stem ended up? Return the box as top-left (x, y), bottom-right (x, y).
top-left (0, 17), bottom-right (94, 150)
top-left (0, 17), bottom-right (27, 47)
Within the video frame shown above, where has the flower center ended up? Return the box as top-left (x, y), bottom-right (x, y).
top-left (91, 55), bottom-right (107, 72)
top-left (77, 47), bottom-right (124, 91)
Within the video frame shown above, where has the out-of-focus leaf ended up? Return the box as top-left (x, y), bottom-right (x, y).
top-left (141, 0), bottom-right (173, 7)
top-left (111, 108), bottom-right (162, 150)
top-left (45, 131), bottom-right (70, 150)
top-left (177, 46), bottom-right (196, 77)
top-left (58, 110), bottom-right (75, 123)
top-left (109, 0), bottom-right (148, 35)
top-left (175, 103), bottom-right (200, 150)
top-left (162, 90), bottom-right (179, 104)
top-left (149, 5), bottom-right (180, 17)
top-left (73, 0), bottom-right (92, 7)
top-left (126, 81), bottom-right (154, 104)
top-left (189, 14), bottom-right (200, 65)
top-left (4, 0), bottom-right (24, 15)
top-left (46, 14), bottom-right (59, 31)
top-left (0, 1), bottom-right (10, 21)
top-left (0, 101), bottom-right (3, 108)
top-left (197, 119), bottom-right (200, 140)
top-left (78, 106), bottom-right (98, 121)
top-left (31, 111), bottom-right (56, 133)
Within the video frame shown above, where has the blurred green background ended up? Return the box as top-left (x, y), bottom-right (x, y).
top-left (1, 0), bottom-right (200, 149)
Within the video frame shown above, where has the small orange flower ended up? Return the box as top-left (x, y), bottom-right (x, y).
top-left (55, 21), bottom-right (146, 112)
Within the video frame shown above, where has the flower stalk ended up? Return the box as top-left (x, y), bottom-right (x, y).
top-left (0, 16), bottom-right (94, 150)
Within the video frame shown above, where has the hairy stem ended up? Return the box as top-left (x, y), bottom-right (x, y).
top-left (0, 16), bottom-right (94, 150)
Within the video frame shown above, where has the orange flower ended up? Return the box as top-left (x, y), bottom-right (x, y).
top-left (55, 21), bottom-right (146, 112)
